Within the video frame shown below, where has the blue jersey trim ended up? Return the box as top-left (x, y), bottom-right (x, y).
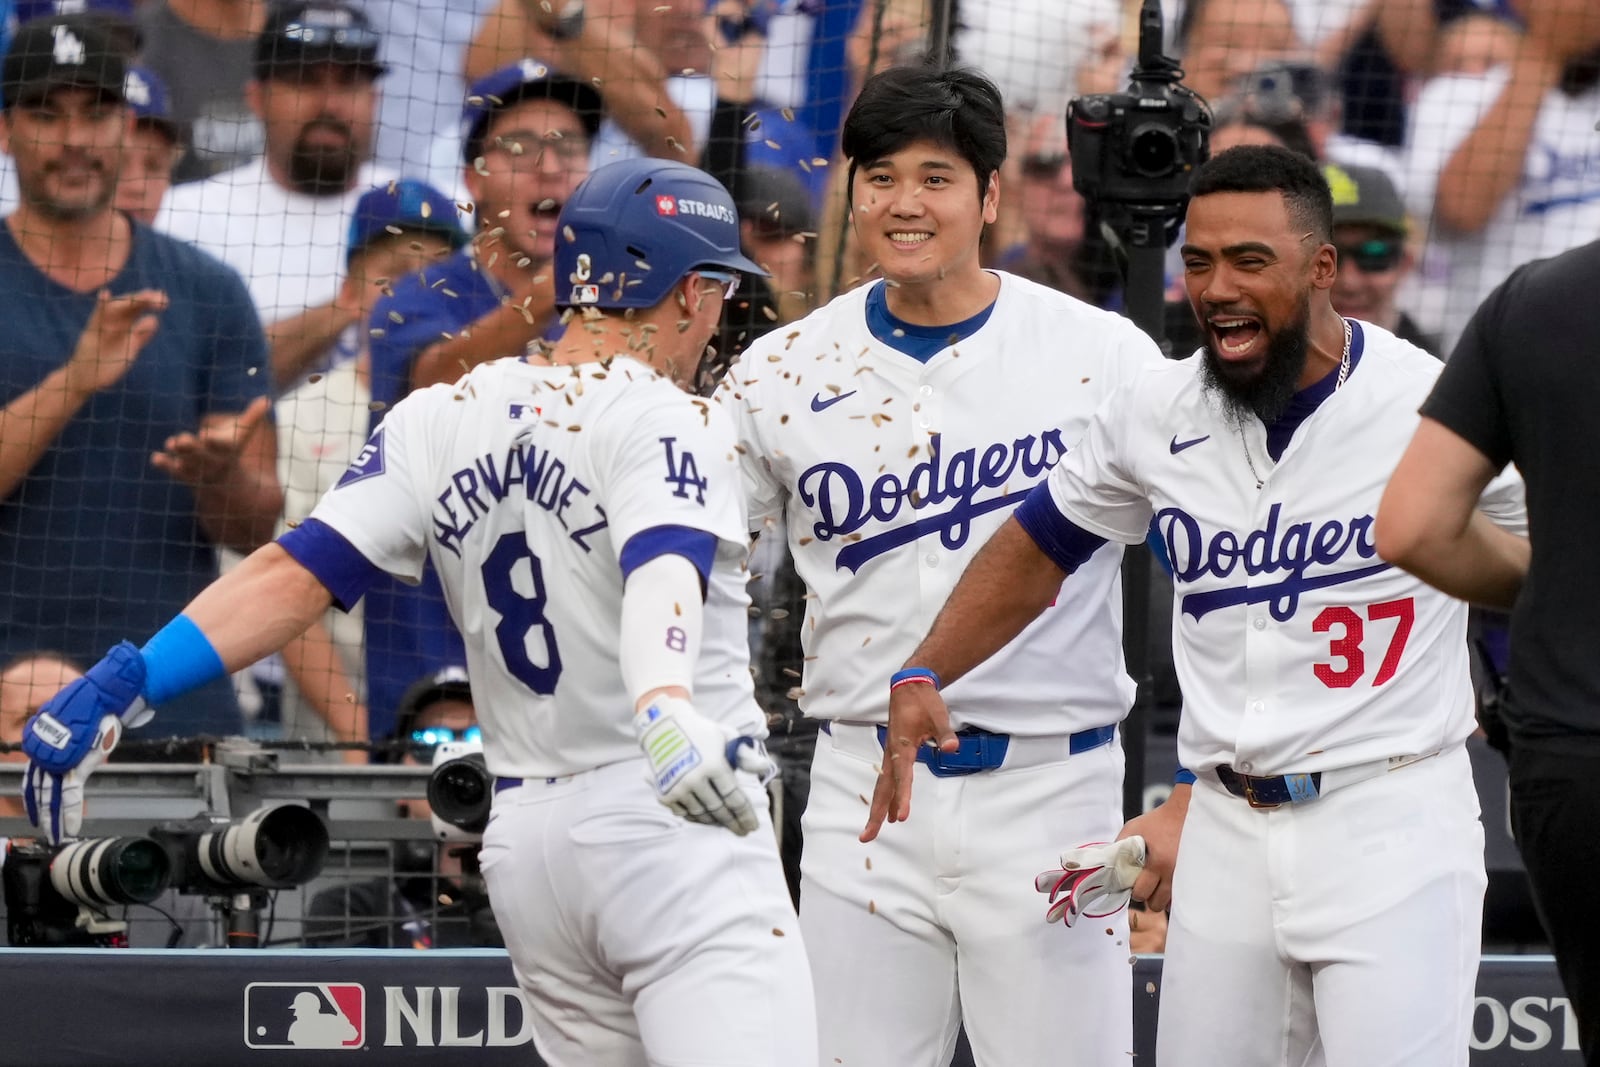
top-left (1265, 319), bottom-right (1366, 461)
top-left (619, 525), bottom-right (718, 598)
top-left (864, 281), bottom-right (996, 363)
top-left (278, 519), bottom-right (387, 612)
top-left (140, 615), bottom-right (226, 707)
top-left (1013, 483), bottom-right (1108, 575)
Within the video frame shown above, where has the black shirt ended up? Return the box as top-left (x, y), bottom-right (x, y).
top-left (1421, 239), bottom-right (1600, 748)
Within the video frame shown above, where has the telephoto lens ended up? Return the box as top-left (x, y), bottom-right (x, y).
top-left (428, 741), bottom-right (493, 839)
top-left (50, 836), bottom-right (171, 907)
top-left (154, 804), bottom-right (330, 892)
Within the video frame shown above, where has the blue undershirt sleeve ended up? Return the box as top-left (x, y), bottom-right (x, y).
top-left (619, 525), bottom-right (719, 600)
top-left (277, 518), bottom-right (388, 611)
top-left (1013, 483), bottom-right (1109, 575)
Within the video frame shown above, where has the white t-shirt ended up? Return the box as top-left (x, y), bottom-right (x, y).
top-left (955, 0), bottom-right (1121, 120)
top-left (275, 350), bottom-right (371, 725)
top-left (155, 157), bottom-right (398, 327)
top-left (1403, 68), bottom-right (1600, 353)
top-left (1041, 321), bottom-right (1525, 775)
top-left (309, 356), bottom-right (763, 779)
top-left (719, 271), bottom-right (1164, 735)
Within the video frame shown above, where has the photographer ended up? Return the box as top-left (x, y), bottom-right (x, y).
top-left (303, 667), bottom-right (502, 949)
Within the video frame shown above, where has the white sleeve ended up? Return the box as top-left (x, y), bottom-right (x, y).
top-left (618, 553), bottom-right (705, 704)
top-left (595, 385), bottom-right (748, 557)
top-left (715, 368), bottom-right (786, 534)
top-left (1402, 69), bottom-right (1506, 222)
top-left (1478, 463), bottom-right (1528, 538)
top-left (1044, 381), bottom-right (1153, 545)
top-left (305, 394), bottom-right (435, 583)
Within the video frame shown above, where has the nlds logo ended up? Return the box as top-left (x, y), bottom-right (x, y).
top-left (244, 983), bottom-right (365, 1050)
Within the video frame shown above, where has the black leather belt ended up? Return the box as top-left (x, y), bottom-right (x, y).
top-left (1215, 765), bottom-right (1323, 809)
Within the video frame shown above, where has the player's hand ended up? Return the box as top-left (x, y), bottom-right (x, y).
top-left (62, 288), bottom-right (168, 396)
top-left (1034, 836), bottom-right (1146, 927)
top-left (151, 396), bottom-right (271, 488)
top-left (1117, 783), bottom-right (1191, 912)
top-left (635, 696), bottom-right (776, 836)
top-left (860, 677), bottom-right (958, 842)
top-left (21, 642), bottom-right (153, 843)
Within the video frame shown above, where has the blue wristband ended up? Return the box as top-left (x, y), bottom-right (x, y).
top-left (140, 614), bottom-right (227, 706)
top-left (889, 666), bottom-right (942, 691)
top-left (1173, 767), bottom-right (1197, 786)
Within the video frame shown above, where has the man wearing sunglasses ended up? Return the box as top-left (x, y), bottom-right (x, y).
top-left (304, 666), bottom-right (504, 949)
top-left (1323, 162), bottom-right (1441, 359)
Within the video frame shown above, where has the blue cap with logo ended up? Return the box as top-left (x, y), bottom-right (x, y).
top-left (460, 57), bottom-right (603, 165)
top-left (123, 64), bottom-right (180, 142)
top-left (346, 178), bottom-right (468, 268)
top-left (555, 157), bottom-right (767, 311)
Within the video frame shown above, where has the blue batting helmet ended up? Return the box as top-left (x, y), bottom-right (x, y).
top-left (554, 158), bottom-right (768, 311)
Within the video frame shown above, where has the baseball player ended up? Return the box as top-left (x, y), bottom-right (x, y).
top-left (719, 65), bottom-right (1164, 1064)
top-left (868, 145), bottom-right (1527, 1066)
top-left (20, 157), bottom-right (816, 1067)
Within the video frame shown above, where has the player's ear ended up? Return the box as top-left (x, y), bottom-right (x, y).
top-left (1309, 239), bottom-right (1337, 291)
top-left (982, 169), bottom-right (1000, 225)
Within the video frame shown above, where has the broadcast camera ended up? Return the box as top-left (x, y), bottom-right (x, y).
top-left (427, 738), bottom-right (491, 843)
top-left (1066, 0), bottom-right (1210, 214)
top-left (3, 804), bottom-right (330, 948)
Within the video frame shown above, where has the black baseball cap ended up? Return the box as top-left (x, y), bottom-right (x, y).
top-left (460, 58), bottom-right (603, 164)
top-left (2, 14), bottom-right (125, 110)
top-left (254, 0), bottom-right (387, 83)
top-left (392, 665), bottom-right (474, 743)
top-left (1323, 162), bottom-right (1408, 236)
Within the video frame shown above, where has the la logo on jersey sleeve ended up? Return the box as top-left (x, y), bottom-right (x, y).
top-left (336, 427), bottom-right (386, 489)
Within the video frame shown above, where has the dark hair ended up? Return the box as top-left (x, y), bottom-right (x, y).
top-left (840, 65), bottom-right (1007, 202)
top-left (1210, 96), bottom-right (1318, 162)
top-left (1189, 144), bottom-right (1333, 242)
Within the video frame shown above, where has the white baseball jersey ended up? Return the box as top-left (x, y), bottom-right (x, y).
top-left (719, 271), bottom-right (1164, 735)
top-left (307, 356), bottom-right (764, 778)
top-left (1041, 320), bottom-right (1526, 775)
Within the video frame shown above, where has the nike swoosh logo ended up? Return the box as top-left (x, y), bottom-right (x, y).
top-left (810, 390), bottom-right (857, 412)
top-left (1170, 434), bottom-right (1210, 454)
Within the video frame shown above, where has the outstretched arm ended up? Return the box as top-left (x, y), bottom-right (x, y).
top-left (1376, 417), bottom-right (1528, 610)
top-left (861, 516), bottom-right (1070, 841)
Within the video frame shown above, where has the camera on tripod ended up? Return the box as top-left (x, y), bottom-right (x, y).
top-left (1067, 0), bottom-right (1210, 212)
top-left (3, 804), bottom-right (330, 947)
top-left (427, 738), bottom-right (491, 843)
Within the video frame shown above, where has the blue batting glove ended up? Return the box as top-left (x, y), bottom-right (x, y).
top-left (21, 642), bottom-right (151, 842)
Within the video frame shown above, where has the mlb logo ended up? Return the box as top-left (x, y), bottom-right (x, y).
top-left (655, 195), bottom-right (677, 216)
top-left (244, 983), bottom-right (364, 1050)
top-left (507, 402), bottom-right (542, 422)
top-left (570, 284), bottom-right (600, 304)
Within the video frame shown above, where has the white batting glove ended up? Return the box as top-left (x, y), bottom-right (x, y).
top-left (1034, 836), bottom-right (1147, 927)
top-left (635, 696), bottom-right (776, 836)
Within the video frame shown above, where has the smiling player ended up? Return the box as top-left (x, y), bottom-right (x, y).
top-left (869, 145), bottom-right (1526, 1067)
top-left (719, 65), bottom-right (1163, 1064)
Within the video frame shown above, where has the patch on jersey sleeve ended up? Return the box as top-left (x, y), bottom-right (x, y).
top-left (335, 427), bottom-right (386, 489)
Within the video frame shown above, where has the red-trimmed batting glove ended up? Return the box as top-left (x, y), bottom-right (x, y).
top-left (1034, 836), bottom-right (1147, 927)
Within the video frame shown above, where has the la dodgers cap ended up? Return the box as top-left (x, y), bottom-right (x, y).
top-left (460, 58), bottom-right (603, 165)
top-left (1322, 162), bottom-right (1408, 236)
top-left (124, 64), bottom-right (181, 142)
top-left (2, 14), bottom-right (125, 110)
top-left (254, 0), bottom-right (387, 82)
top-left (346, 178), bottom-right (469, 268)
